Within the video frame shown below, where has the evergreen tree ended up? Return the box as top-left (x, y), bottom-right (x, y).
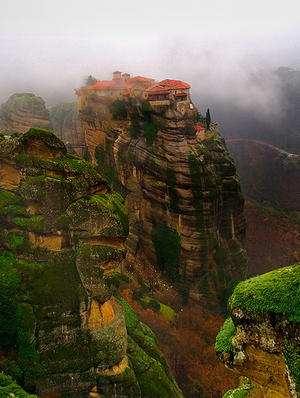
top-left (85, 75), bottom-right (97, 86)
top-left (206, 108), bottom-right (211, 129)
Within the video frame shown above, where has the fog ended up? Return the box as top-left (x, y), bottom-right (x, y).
top-left (1, 0), bottom-right (300, 139)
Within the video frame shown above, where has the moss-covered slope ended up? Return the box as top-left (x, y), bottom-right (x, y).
top-left (0, 128), bottom-right (183, 398)
top-left (215, 264), bottom-right (300, 398)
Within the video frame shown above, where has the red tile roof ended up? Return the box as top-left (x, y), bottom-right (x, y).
top-left (87, 80), bottom-right (133, 90)
top-left (131, 76), bottom-right (154, 82)
top-left (146, 84), bottom-right (169, 93)
top-left (159, 79), bottom-right (190, 89)
top-left (196, 125), bottom-right (205, 131)
top-left (174, 92), bottom-right (187, 97)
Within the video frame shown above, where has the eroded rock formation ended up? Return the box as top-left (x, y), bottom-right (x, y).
top-left (79, 96), bottom-right (247, 303)
top-left (0, 128), bottom-right (183, 398)
top-left (0, 93), bottom-right (51, 134)
top-left (215, 264), bottom-right (300, 397)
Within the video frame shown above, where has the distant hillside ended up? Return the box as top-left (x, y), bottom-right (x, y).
top-left (227, 139), bottom-right (300, 212)
top-left (204, 67), bottom-right (300, 153)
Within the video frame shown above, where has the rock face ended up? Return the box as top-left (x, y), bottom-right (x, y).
top-left (49, 102), bottom-right (86, 152)
top-left (0, 93), bottom-right (51, 134)
top-left (79, 96), bottom-right (247, 303)
top-left (215, 264), bottom-right (300, 397)
top-left (0, 128), bottom-right (183, 398)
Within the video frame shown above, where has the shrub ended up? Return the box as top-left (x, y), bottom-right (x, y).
top-left (147, 298), bottom-right (161, 312)
top-left (80, 106), bottom-right (96, 124)
top-left (128, 117), bottom-right (140, 138)
top-left (179, 285), bottom-right (190, 304)
top-left (109, 99), bottom-right (127, 120)
top-left (143, 121), bottom-right (157, 146)
top-left (152, 226), bottom-right (181, 281)
top-left (166, 167), bottom-right (179, 212)
top-left (103, 272), bottom-right (122, 291)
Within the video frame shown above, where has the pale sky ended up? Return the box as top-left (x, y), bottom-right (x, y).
top-left (1, 0), bottom-right (300, 110)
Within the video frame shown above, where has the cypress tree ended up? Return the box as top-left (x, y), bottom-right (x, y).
top-left (206, 108), bottom-right (211, 129)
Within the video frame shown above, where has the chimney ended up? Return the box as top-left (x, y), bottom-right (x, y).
top-left (122, 73), bottom-right (130, 81)
top-left (113, 71), bottom-right (122, 80)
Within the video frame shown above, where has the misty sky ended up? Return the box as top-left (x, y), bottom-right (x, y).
top-left (1, 0), bottom-right (300, 114)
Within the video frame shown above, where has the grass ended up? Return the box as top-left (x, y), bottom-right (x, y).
top-left (229, 263), bottom-right (300, 322)
top-left (215, 317), bottom-right (236, 353)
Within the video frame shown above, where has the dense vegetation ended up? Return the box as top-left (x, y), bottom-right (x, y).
top-left (109, 99), bottom-right (128, 120)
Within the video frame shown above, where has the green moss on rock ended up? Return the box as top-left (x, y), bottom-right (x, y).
top-left (0, 190), bottom-right (22, 206)
top-left (15, 153), bottom-right (105, 189)
top-left (284, 340), bottom-right (300, 393)
top-left (76, 244), bottom-right (125, 263)
top-left (19, 128), bottom-right (66, 154)
top-left (215, 317), bottom-right (236, 353)
top-left (29, 251), bottom-right (82, 314)
top-left (12, 215), bottom-right (44, 233)
top-left (16, 303), bottom-right (40, 392)
top-left (0, 373), bottom-right (37, 398)
top-left (19, 175), bottom-right (75, 217)
top-left (127, 336), bottom-right (182, 398)
top-left (119, 298), bottom-right (180, 393)
top-left (223, 380), bottom-right (253, 398)
top-left (0, 250), bottom-right (20, 348)
top-left (91, 193), bottom-right (128, 233)
top-left (229, 264), bottom-right (300, 322)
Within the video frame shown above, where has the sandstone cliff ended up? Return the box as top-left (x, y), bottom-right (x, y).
top-left (79, 96), bottom-right (247, 304)
top-left (215, 264), bottom-right (300, 397)
top-left (0, 94), bottom-right (51, 134)
top-left (0, 128), bottom-right (183, 398)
